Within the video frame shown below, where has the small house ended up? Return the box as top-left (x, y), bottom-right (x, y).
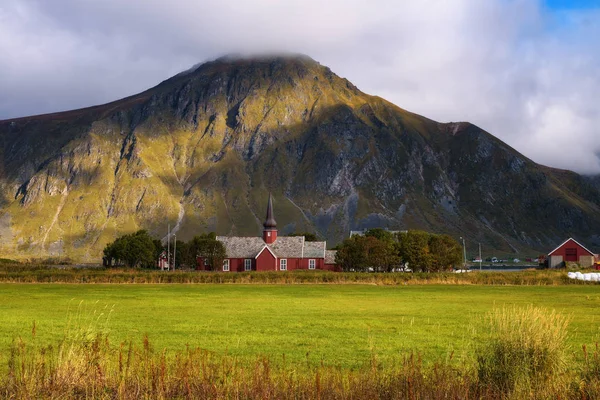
top-left (548, 238), bottom-right (596, 268)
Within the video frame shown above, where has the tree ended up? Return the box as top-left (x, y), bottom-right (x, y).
top-left (190, 233), bottom-right (226, 271)
top-left (152, 239), bottom-right (164, 263)
top-left (364, 228), bottom-right (395, 243)
top-left (366, 236), bottom-right (401, 272)
top-left (174, 240), bottom-right (188, 269)
top-left (428, 234), bottom-right (462, 272)
top-left (397, 230), bottom-right (433, 272)
top-left (336, 235), bottom-right (400, 272)
top-left (103, 230), bottom-right (156, 268)
top-left (335, 236), bottom-right (369, 272)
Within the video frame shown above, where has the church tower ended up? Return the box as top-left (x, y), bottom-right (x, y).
top-left (263, 193), bottom-right (278, 244)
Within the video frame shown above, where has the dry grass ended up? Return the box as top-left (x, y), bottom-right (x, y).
top-left (0, 267), bottom-right (595, 286)
top-left (2, 306), bottom-right (600, 399)
top-left (476, 306), bottom-right (571, 398)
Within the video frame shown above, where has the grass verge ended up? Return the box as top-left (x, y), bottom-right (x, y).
top-left (0, 267), bottom-right (597, 285)
top-left (2, 306), bottom-right (599, 399)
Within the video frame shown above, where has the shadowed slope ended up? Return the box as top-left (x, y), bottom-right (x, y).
top-left (0, 55), bottom-right (599, 261)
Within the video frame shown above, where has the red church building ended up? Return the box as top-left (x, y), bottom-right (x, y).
top-left (197, 194), bottom-right (339, 272)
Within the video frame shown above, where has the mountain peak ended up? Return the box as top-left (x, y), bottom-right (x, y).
top-left (214, 52), bottom-right (317, 64)
top-left (174, 53), bottom-right (321, 79)
top-left (1, 54), bottom-right (600, 261)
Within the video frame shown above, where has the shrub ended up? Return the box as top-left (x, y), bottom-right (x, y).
top-left (581, 343), bottom-right (600, 398)
top-left (476, 306), bottom-right (570, 397)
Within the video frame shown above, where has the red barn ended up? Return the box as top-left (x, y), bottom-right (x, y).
top-left (548, 238), bottom-right (596, 268)
top-left (197, 194), bottom-right (340, 272)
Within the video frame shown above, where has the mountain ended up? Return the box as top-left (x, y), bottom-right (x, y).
top-left (1, 54), bottom-right (599, 261)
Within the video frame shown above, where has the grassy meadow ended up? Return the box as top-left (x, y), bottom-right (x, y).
top-left (2, 284), bottom-right (600, 369)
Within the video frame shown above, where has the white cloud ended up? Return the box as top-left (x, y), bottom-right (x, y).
top-left (0, 0), bottom-right (599, 173)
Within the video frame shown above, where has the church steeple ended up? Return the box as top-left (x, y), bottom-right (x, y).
top-left (263, 193), bottom-right (278, 243)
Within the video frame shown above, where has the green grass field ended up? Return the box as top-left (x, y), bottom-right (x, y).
top-left (1, 284), bottom-right (600, 368)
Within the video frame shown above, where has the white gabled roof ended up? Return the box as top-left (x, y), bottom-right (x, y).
top-left (548, 237), bottom-right (595, 256)
top-left (255, 245), bottom-right (277, 259)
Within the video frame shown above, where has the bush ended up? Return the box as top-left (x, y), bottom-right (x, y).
top-left (103, 230), bottom-right (156, 268)
top-left (476, 306), bottom-right (570, 396)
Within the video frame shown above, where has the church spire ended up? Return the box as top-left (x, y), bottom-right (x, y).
top-left (263, 193), bottom-right (278, 243)
top-left (263, 193), bottom-right (277, 229)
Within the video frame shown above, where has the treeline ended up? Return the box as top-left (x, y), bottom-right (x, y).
top-left (335, 229), bottom-right (463, 272)
top-left (102, 231), bottom-right (225, 269)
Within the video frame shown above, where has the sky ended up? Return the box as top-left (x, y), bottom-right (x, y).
top-left (0, 0), bottom-right (599, 174)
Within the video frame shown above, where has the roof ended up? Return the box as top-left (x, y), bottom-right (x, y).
top-left (268, 236), bottom-right (304, 258)
top-left (217, 235), bottom-right (339, 262)
top-left (325, 250), bottom-right (337, 264)
top-left (216, 236), bottom-right (265, 258)
top-left (304, 241), bottom-right (326, 258)
top-left (217, 235), bottom-right (306, 259)
top-left (548, 237), bottom-right (595, 256)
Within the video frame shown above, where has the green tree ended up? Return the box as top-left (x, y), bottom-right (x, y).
top-left (336, 235), bottom-right (400, 272)
top-left (335, 236), bottom-right (369, 272)
top-left (364, 228), bottom-right (395, 243)
top-left (103, 230), bottom-right (156, 268)
top-left (397, 230), bottom-right (433, 272)
top-left (366, 236), bottom-right (401, 272)
top-left (428, 234), bottom-right (462, 272)
top-left (190, 233), bottom-right (226, 271)
top-left (152, 239), bottom-right (164, 263)
top-left (174, 240), bottom-right (189, 269)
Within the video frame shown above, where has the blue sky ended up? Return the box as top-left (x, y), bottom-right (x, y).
top-left (545, 0), bottom-right (600, 9)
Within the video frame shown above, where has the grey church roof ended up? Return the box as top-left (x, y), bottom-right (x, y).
top-left (217, 235), bottom-right (332, 260)
top-left (304, 241), bottom-right (326, 258)
top-left (268, 236), bottom-right (304, 258)
top-left (216, 236), bottom-right (264, 258)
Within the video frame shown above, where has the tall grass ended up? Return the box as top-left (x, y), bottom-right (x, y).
top-left (2, 305), bottom-right (600, 399)
top-left (0, 267), bottom-right (595, 285)
top-left (476, 306), bottom-right (571, 398)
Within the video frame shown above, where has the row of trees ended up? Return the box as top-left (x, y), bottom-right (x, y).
top-left (103, 231), bottom-right (226, 269)
top-left (102, 230), bottom-right (322, 269)
top-left (103, 228), bottom-right (461, 272)
top-left (335, 229), bottom-right (463, 272)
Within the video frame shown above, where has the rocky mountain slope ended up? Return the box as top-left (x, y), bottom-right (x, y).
top-left (1, 54), bottom-right (599, 261)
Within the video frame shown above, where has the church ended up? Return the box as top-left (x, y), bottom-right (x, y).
top-left (197, 194), bottom-right (339, 272)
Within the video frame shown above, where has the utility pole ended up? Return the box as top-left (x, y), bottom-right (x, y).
top-left (459, 237), bottom-right (467, 269)
top-left (479, 243), bottom-right (482, 271)
top-left (173, 234), bottom-right (176, 271)
top-left (167, 224), bottom-right (170, 271)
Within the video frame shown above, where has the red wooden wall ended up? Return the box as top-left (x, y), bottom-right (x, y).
top-left (549, 239), bottom-right (593, 262)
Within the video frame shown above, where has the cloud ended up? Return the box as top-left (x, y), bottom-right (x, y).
top-left (0, 0), bottom-right (599, 173)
